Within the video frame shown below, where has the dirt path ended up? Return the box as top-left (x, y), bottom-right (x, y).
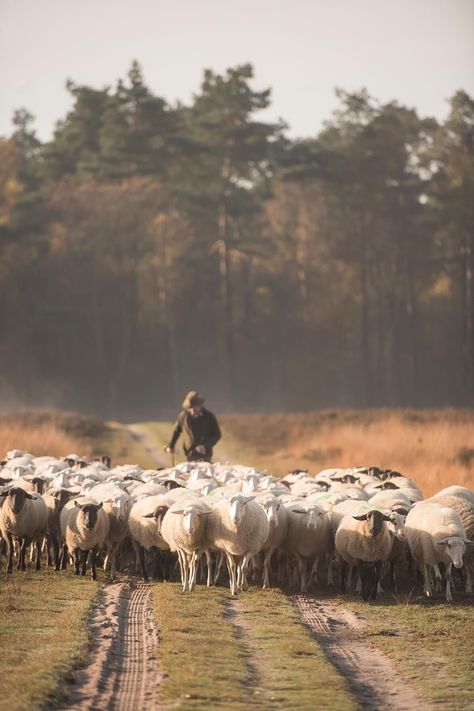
top-left (293, 594), bottom-right (432, 711)
top-left (224, 599), bottom-right (277, 708)
top-left (62, 578), bottom-right (161, 711)
top-left (127, 424), bottom-right (169, 468)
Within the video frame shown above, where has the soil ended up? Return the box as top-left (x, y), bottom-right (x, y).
top-left (126, 424), bottom-right (169, 468)
top-left (61, 578), bottom-right (161, 711)
top-left (293, 594), bottom-right (433, 711)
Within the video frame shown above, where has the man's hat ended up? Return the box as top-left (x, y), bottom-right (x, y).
top-left (183, 390), bottom-right (205, 409)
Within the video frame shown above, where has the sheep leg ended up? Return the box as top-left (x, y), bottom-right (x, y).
top-left (74, 548), bottom-right (81, 576)
top-left (225, 552), bottom-right (238, 596)
top-left (445, 562), bottom-right (453, 603)
top-left (177, 550), bottom-right (188, 591)
top-left (465, 567), bottom-right (472, 594)
top-left (80, 549), bottom-right (87, 576)
top-left (35, 539), bottom-right (42, 571)
top-left (205, 550), bottom-right (213, 587)
top-left (60, 544), bottom-right (68, 571)
top-left (52, 536), bottom-right (61, 570)
top-left (19, 538), bottom-right (29, 571)
top-left (327, 555), bottom-right (334, 586)
top-left (372, 562), bottom-right (382, 601)
top-left (295, 554), bottom-right (307, 593)
top-left (91, 547), bottom-right (98, 581)
top-left (46, 534), bottom-right (53, 567)
top-left (139, 545), bottom-right (149, 582)
top-left (239, 554), bottom-right (251, 591)
top-left (262, 547), bottom-right (275, 589)
top-left (214, 551), bottom-right (225, 586)
top-left (339, 559), bottom-right (348, 594)
top-left (310, 557), bottom-right (319, 585)
top-left (6, 533), bottom-right (14, 574)
top-left (422, 563), bottom-right (432, 597)
top-left (189, 552), bottom-right (199, 591)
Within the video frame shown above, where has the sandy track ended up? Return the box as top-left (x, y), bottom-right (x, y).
top-left (293, 594), bottom-right (432, 711)
top-left (126, 424), bottom-right (169, 468)
top-left (62, 579), bottom-right (161, 710)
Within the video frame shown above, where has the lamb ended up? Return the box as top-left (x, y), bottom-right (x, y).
top-left (335, 509), bottom-right (394, 601)
top-left (284, 502), bottom-right (332, 592)
top-left (60, 498), bottom-right (110, 580)
top-left (160, 498), bottom-right (212, 591)
top-left (0, 487), bottom-right (48, 573)
top-left (405, 502), bottom-right (470, 602)
top-left (205, 495), bottom-right (269, 595)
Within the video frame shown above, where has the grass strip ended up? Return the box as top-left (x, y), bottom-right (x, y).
top-left (152, 583), bottom-right (272, 709)
top-left (238, 588), bottom-right (358, 711)
top-left (0, 568), bottom-right (102, 711)
top-left (342, 596), bottom-right (474, 710)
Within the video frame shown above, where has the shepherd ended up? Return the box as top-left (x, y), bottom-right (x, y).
top-left (164, 390), bottom-right (221, 462)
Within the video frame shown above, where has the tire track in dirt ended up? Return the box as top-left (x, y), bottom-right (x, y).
top-left (126, 424), bottom-right (169, 468)
top-left (293, 594), bottom-right (433, 711)
top-left (62, 578), bottom-right (161, 710)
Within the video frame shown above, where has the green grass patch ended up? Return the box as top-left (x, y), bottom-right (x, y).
top-left (342, 597), bottom-right (474, 710)
top-left (238, 588), bottom-right (358, 710)
top-left (152, 583), bottom-right (358, 710)
top-left (152, 583), bottom-right (254, 709)
top-left (0, 568), bottom-right (102, 711)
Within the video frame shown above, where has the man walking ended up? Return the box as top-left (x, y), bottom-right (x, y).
top-left (165, 390), bottom-right (221, 462)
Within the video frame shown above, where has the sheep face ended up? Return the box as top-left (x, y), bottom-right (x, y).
top-left (436, 537), bottom-right (467, 568)
top-left (143, 505), bottom-right (169, 527)
top-left (229, 495), bottom-right (254, 527)
top-left (353, 509), bottom-right (391, 537)
top-left (74, 501), bottom-right (103, 531)
top-left (293, 505), bottom-right (323, 530)
top-left (53, 489), bottom-right (75, 513)
top-left (262, 501), bottom-right (280, 528)
top-left (111, 496), bottom-right (131, 522)
top-left (6, 487), bottom-right (35, 514)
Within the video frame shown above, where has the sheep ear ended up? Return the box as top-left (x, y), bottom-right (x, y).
top-left (394, 508), bottom-right (409, 516)
top-left (244, 496), bottom-right (256, 502)
top-left (381, 513), bottom-right (392, 521)
top-left (200, 511), bottom-right (213, 515)
top-left (292, 508), bottom-right (307, 514)
top-left (96, 501), bottom-right (103, 509)
top-left (142, 512), bottom-right (156, 518)
top-left (74, 500), bottom-right (83, 509)
top-left (171, 509), bottom-right (185, 515)
top-left (436, 538), bottom-right (451, 546)
top-left (352, 514), bottom-right (368, 520)
top-left (25, 492), bottom-right (36, 499)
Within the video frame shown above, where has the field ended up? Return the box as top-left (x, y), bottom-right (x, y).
top-left (0, 409), bottom-right (473, 710)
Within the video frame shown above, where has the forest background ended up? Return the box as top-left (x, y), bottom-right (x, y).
top-left (1, 62), bottom-right (473, 419)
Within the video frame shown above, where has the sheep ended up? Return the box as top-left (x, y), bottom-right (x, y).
top-left (257, 495), bottom-right (289, 589)
top-left (128, 493), bottom-right (175, 581)
top-left (335, 509), bottom-right (394, 601)
top-left (160, 498), bottom-right (212, 591)
top-left (426, 494), bottom-right (474, 593)
top-left (60, 499), bottom-right (110, 580)
top-left (284, 502), bottom-right (332, 592)
top-left (0, 487), bottom-right (48, 573)
top-left (101, 492), bottom-right (133, 579)
top-left (405, 502), bottom-right (470, 602)
top-left (206, 495), bottom-right (269, 595)
top-left (433, 486), bottom-right (474, 508)
top-left (42, 488), bottom-right (77, 569)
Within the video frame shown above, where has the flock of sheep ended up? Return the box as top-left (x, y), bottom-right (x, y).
top-left (1, 449), bottom-right (473, 602)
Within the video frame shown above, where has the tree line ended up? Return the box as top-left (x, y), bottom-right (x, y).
top-left (0, 62), bottom-right (473, 418)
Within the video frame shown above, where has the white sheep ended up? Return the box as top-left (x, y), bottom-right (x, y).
top-left (257, 495), bottom-right (289, 589)
top-left (206, 495), bottom-right (269, 595)
top-left (284, 502), bottom-right (332, 592)
top-left (161, 498), bottom-right (212, 591)
top-left (128, 493), bottom-right (175, 580)
top-left (405, 502), bottom-right (470, 602)
top-left (0, 487), bottom-right (48, 573)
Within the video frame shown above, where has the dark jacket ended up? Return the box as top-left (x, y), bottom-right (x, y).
top-left (168, 408), bottom-right (221, 461)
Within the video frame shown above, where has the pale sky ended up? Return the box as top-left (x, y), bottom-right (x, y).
top-left (1, 0), bottom-right (473, 141)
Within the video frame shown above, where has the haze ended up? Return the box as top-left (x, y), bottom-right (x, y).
top-left (1, 0), bottom-right (473, 141)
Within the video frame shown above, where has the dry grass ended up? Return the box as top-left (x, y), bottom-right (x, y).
top-left (0, 421), bottom-right (89, 460)
top-left (221, 410), bottom-right (474, 495)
